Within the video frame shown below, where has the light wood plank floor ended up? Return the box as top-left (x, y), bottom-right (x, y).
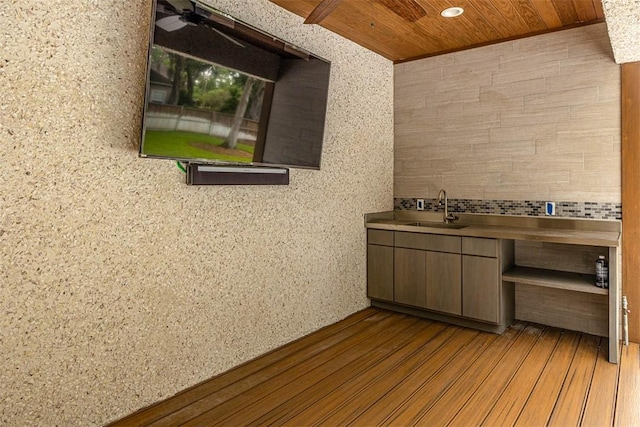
top-left (110, 308), bottom-right (640, 426)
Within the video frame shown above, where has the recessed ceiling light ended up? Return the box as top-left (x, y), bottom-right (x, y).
top-left (441, 7), bottom-right (464, 18)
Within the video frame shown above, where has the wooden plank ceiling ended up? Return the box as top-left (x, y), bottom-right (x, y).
top-left (268, 0), bottom-right (605, 62)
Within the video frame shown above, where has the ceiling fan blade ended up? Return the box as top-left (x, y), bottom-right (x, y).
top-left (156, 15), bottom-right (187, 32)
top-left (209, 26), bottom-right (245, 48)
top-left (166, 0), bottom-right (193, 13)
top-left (304, 0), bottom-right (342, 24)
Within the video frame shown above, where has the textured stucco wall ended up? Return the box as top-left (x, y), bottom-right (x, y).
top-left (0, 1), bottom-right (393, 425)
top-left (602, 0), bottom-right (640, 64)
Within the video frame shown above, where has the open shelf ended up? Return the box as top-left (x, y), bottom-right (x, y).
top-left (502, 266), bottom-right (608, 295)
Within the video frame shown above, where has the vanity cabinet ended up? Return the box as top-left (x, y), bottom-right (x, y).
top-left (367, 230), bottom-right (513, 334)
top-left (365, 212), bottom-right (620, 363)
top-left (366, 230), bottom-right (394, 302)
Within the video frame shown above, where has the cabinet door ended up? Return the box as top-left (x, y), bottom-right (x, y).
top-left (426, 251), bottom-right (461, 315)
top-left (394, 247), bottom-right (426, 307)
top-left (367, 244), bottom-right (394, 302)
top-left (463, 255), bottom-right (500, 323)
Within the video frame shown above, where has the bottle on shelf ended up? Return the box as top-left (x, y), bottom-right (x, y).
top-left (596, 255), bottom-right (608, 288)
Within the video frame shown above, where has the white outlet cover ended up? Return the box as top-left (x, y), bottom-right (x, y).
top-left (417, 199), bottom-right (425, 210)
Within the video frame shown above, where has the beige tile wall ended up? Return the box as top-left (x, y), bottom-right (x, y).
top-left (395, 23), bottom-right (621, 203)
top-left (0, 0), bottom-right (393, 424)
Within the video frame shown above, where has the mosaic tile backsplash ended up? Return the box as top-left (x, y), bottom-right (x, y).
top-left (395, 198), bottom-right (622, 220)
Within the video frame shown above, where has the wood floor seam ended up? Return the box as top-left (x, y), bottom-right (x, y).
top-left (107, 310), bottom-right (639, 427)
top-left (512, 330), bottom-right (581, 426)
top-left (366, 331), bottom-right (501, 426)
top-left (442, 324), bottom-right (546, 427)
top-left (391, 323), bottom-right (531, 426)
top-left (120, 308), bottom-right (386, 426)
top-left (179, 316), bottom-right (418, 425)
top-left (320, 329), bottom-right (484, 425)
top-left (577, 338), bottom-right (605, 426)
top-left (480, 328), bottom-right (562, 426)
top-left (298, 325), bottom-right (464, 427)
top-left (232, 322), bottom-right (432, 424)
top-left (254, 321), bottom-right (445, 426)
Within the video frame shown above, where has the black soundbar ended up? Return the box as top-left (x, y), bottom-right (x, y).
top-left (186, 164), bottom-right (289, 185)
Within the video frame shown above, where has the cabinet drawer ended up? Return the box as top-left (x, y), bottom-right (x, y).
top-left (462, 237), bottom-right (497, 257)
top-left (368, 229), bottom-right (394, 246)
top-left (395, 232), bottom-right (461, 253)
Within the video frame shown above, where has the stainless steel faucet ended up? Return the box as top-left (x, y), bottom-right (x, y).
top-left (437, 189), bottom-right (458, 223)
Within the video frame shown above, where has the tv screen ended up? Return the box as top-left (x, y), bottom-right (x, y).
top-left (140, 0), bottom-right (331, 170)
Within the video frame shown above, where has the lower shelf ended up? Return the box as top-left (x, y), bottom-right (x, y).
top-left (502, 266), bottom-right (608, 295)
top-left (514, 283), bottom-right (608, 337)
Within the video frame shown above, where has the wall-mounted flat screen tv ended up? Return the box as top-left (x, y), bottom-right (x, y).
top-left (140, 0), bottom-right (331, 170)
